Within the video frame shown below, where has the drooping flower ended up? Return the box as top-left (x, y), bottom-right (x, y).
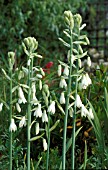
top-left (18, 87), bottom-right (27, 104)
top-left (16, 103), bottom-right (21, 113)
top-left (19, 116), bottom-right (26, 128)
top-left (36, 122), bottom-right (39, 135)
top-left (0, 103), bottom-right (3, 112)
top-left (59, 78), bottom-right (67, 88)
top-left (43, 138), bottom-right (47, 151)
top-left (85, 73), bottom-right (92, 86)
top-left (81, 73), bottom-right (92, 89)
top-left (42, 110), bottom-right (48, 123)
top-left (60, 92), bottom-right (65, 104)
top-left (58, 64), bottom-right (62, 77)
top-left (34, 104), bottom-right (42, 118)
top-left (9, 118), bottom-right (17, 132)
top-left (63, 66), bottom-right (69, 76)
top-left (87, 56), bottom-right (91, 67)
top-left (75, 94), bottom-right (82, 108)
top-left (88, 108), bottom-right (94, 119)
top-left (32, 82), bottom-right (37, 102)
top-left (69, 107), bottom-right (74, 117)
top-left (81, 104), bottom-right (89, 117)
top-left (47, 101), bottom-right (55, 114)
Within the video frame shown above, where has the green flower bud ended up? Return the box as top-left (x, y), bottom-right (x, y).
top-left (74, 14), bottom-right (82, 27)
top-left (23, 37), bottom-right (38, 53)
top-left (8, 51), bottom-right (15, 69)
top-left (43, 84), bottom-right (50, 97)
top-left (64, 10), bottom-right (74, 29)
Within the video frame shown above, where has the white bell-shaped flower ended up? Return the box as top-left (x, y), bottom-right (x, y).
top-left (18, 87), bottom-right (27, 104)
top-left (59, 78), bottom-right (67, 88)
top-left (0, 103), bottom-right (3, 112)
top-left (47, 101), bottom-right (55, 114)
top-left (34, 104), bottom-right (42, 118)
top-left (63, 66), bottom-right (69, 76)
top-left (43, 138), bottom-right (47, 151)
top-left (85, 73), bottom-right (92, 86)
top-left (81, 74), bottom-right (88, 89)
top-left (60, 92), bottom-right (65, 104)
top-left (42, 110), bottom-right (48, 123)
top-left (87, 56), bottom-right (91, 67)
top-left (36, 122), bottom-right (39, 135)
top-left (16, 103), bottom-right (21, 113)
top-left (88, 108), bottom-right (94, 119)
top-left (81, 104), bottom-right (89, 117)
top-left (75, 94), bottom-right (82, 108)
top-left (19, 116), bottom-right (26, 128)
top-left (9, 118), bottom-right (17, 132)
top-left (58, 64), bottom-right (62, 76)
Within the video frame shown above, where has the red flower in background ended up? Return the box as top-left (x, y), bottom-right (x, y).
top-left (43, 61), bottom-right (54, 74)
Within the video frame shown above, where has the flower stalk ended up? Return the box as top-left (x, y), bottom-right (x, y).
top-left (62, 29), bottom-right (73, 169)
top-left (46, 112), bottom-right (50, 170)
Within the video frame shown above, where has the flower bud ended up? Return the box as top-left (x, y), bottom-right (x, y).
top-left (60, 92), bottom-right (65, 104)
top-left (58, 64), bottom-right (62, 77)
top-left (36, 122), bottom-right (39, 135)
top-left (43, 138), bottom-right (47, 151)
top-left (87, 56), bottom-right (91, 67)
top-left (16, 103), bottom-right (21, 113)
top-left (78, 59), bottom-right (82, 68)
top-left (63, 66), bottom-right (69, 76)
top-left (74, 14), bottom-right (82, 27)
top-left (64, 10), bottom-right (74, 29)
top-left (23, 37), bottom-right (38, 53)
top-left (39, 80), bottom-right (42, 90)
top-left (0, 103), bottom-right (3, 112)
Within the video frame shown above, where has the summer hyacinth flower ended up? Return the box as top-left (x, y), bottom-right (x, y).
top-left (43, 138), bottom-right (47, 151)
top-left (60, 92), bottom-right (65, 104)
top-left (19, 116), bottom-right (26, 128)
top-left (42, 110), bottom-right (48, 123)
top-left (18, 87), bottom-right (27, 104)
top-left (75, 94), bottom-right (82, 108)
top-left (0, 103), bottom-right (3, 112)
top-left (36, 122), bottom-right (39, 135)
top-left (81, 73), bottom-right (92, 89)
top-left (34, 104), bottom-right (42, 118)
top-left (63, 66), bottom-right (69, 76)
top-left (81, 104), bottom-right (89, 117)
top-left (85, 73), bottom-right (92, 86)
top-left (9, 118), bottom-right (17, 132)
top-left (59, 78), bottom-right (67, 88)
top-left (47, 101), bottom-right (55, 114)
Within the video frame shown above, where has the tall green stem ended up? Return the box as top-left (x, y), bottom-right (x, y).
top-left (46, 113), bottom-right (50, 170)
top-left (9, 68), bottom-right (12, 170)
top-left (27, 57), bottom-right (33, 170)
top-left (62, 29), bottom-right (73, 169)
top-left (71, 29), bottom-right (80, 169)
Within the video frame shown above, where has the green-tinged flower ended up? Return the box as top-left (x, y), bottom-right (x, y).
top-left (80, 73), bottom-right (92, 89)
top-left (9, 118), bottom-right (17, 132)
top-left (8, 51), bottom-right (15, 69)
top-left (63, 66), bottom-right (69, 76)
top-left (58, 64), bottom-right (62, 77)
top-left (42, 110), bottom-right (48, 123)
top-left (75, 94), bottom-right (82, 108)
top-left (43, 138), bottom-right (47, 151)
top-left (0, 103), bottom-right (3, 112)
top-left (36, 122), bottom-right (39, 135)
top-left (81, 104), bottom-right (89, 117)
top-left (88, 108), bottom-right (94, 119)
top-left (59, 78), bottom-right (67, 88)
top-left (18, 87), bottom-right (27, 104)
top-left (69, 107), bottom-right (74, 117)
top-left (16, 103), bottom-right (21, 113)
top-left (19, 116), bottom-right (26, 128)
top-left (47, 101), bottom-right (55, 114)
top-left (34, 104), bottom-right (42, 118)
top-left (60, 92), bottom-right (65, 104)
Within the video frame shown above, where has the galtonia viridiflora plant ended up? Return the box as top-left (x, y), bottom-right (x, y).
top-left (1, 37), bottom-right (60, 170)
top-left (57, 11), bottom-right (94, 169)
